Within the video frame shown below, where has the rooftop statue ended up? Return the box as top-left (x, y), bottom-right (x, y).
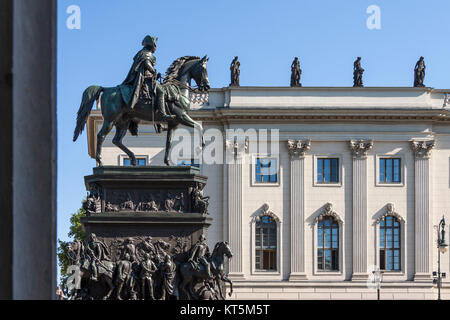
top-left (290, 57), bottom-right (302, 87)
top-left (353, 57), bottom-right (364, 87)
top-left (414, 56), bottom-right (426, 87)
top-left (73, 35), bottom-right (210, 166)
top-left (230, 56), bottom-right (240, 86)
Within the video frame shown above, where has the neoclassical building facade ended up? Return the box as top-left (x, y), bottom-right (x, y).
top-left (86, 87), bottom-right (450, 299)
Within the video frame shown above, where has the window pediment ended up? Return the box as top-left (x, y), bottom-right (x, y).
top-left (252, 203), bottom-right (280, 223)
top-left (314, 203), bottom-right (343, 224)
top-left (376, 203), bottom-right (404, 224)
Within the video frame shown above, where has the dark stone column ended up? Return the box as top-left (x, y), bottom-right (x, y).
top-left (0, 0), bottom-right (56, 299)
top-left (0, 0), bottom-right (13, 300)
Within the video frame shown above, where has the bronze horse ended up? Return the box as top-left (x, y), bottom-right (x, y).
top-left (73, 56), bottom-right (210, 166)
top-left (178, 241), bottom-right (233, 300)
top-left (67, 240), bottom-right (116, 300)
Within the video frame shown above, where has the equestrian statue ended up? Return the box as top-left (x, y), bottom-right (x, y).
top-left (73, 35), bottom-right (210, 166)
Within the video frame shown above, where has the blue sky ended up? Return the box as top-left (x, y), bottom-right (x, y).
top-left (57, 0), bottom-right (450, 244)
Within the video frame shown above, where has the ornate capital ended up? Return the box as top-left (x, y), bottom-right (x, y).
top-left (287, 139), bottom-right (311, 158)
top-left (225, 137), bottom-right (249, 156)
top-left (314, 203), bottom-right (343, 224)
top-left (349, 139), bottom-right (373, 158)
top-left (443, 93), bottom-right (450, 108)
top-left (411, 140), bottom-right (435, 159)
top-left (376, 203), bottom-right (404, 224)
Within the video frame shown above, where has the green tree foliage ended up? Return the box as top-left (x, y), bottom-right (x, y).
top-left (57, 200), bottom-right (87, 278)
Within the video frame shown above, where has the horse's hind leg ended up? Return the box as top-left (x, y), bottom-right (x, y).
top-left (96, 121), bottom-right (114, 166)
top-left (164, 122), bottom-right (176, 166)
top-left (113, 124), bottom-right (137, 166)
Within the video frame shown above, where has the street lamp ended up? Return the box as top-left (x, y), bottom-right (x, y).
top-left (372, 269), bottom-right (383, 300)
top-left (434, 216), bottom-right (448, 300)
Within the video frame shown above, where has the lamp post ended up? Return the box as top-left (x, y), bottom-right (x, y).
top-left (434, 216), bottom-right (448, 300)
top-left (372, 269), bottom-right (383, 300)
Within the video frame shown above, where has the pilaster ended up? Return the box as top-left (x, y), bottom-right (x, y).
top-left (287, 140), bottom-right (311, 281)
top-left (225, 139), bottom-right (248, 279)
top-left (411, 140), bottom-right (435, 281)
top-left (350, 139), bottom-right (373, 281)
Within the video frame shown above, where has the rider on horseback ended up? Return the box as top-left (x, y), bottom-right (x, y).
top-left (121, 35), bottom-right (175, 122)
top-left (188, 235), bottom-right (212, 278)
top-left (86, 233), bottom-right (110, 281)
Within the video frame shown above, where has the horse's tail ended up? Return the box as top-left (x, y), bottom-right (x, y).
top-left (73, 85), bottom-right (104, 142)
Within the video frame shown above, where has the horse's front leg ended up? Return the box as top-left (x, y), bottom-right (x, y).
top-left (221, 275), bottom-right (233, 297)
top-left (215, 277), bottom-right (224, 300)
top-left (178, 114), bottom-right (205, 153)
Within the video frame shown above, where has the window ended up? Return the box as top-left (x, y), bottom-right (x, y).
top-left (317, 158), bottom-right (339, 183)
top-left (379, 216), bottom-right (401, 271)
top-left (379, 158), bottom-right (401, 183)
top-left (254, 158), bottom-right (277, 184)
top-left (255, 216), bottom-right (277, 271)
top-left (317, 217), bottom-right (339, 271)
top-left (123, 158), bottom-right (147, 166)
top-left (177, 159), bottom-right (200, 168)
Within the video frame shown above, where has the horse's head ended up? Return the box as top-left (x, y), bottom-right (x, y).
top-left (164, 56), bottom-right (210, 92)
top-left (213, 241), bottom-right (233, 260)
top-left (67, 240), bottom-right (83, 265)
top-left (189, 55), bottom-right (210, 92)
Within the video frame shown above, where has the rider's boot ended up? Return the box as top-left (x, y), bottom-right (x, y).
top-left (157, 93), bottom-right (175, 122)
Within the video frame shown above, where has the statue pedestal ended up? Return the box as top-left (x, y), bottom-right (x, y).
top-left (79, 166), bottom-right (213, 300)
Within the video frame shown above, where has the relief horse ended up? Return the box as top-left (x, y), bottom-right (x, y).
top-left (73, 56), bottom-right (210, 166)
top-left (178, 241), bottom-right (233, 300)
top-left (67, 240), bottom-right (116, 300)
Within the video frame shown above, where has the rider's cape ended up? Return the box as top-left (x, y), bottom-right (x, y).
top-left (120, 48), bottom-right (155, 109)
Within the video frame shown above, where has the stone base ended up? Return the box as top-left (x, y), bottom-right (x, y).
top-left (288, 273), bottom-right (308, 281)
top-left (228, 273), bottom-right (246, 281)
top-left (414, 273), bottom-right (433, 282)
top-left (69, 166), bottom-right (225, 300)
top-left (351, 273), bottom-right (370, 281)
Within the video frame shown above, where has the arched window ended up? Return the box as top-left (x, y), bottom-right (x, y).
top-left (379, 216), bottom-right (401, 271)
top-left (317, 216), bottom-right (339, 271)
top-left (255, 215), bottom-right (277, 271)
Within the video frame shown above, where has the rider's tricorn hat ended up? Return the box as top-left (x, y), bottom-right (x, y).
top-left (142, 35), bottom-right (158, 48)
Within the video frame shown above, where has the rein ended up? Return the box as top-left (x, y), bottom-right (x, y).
top-left (163, 78), bottom-right (204, 94)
